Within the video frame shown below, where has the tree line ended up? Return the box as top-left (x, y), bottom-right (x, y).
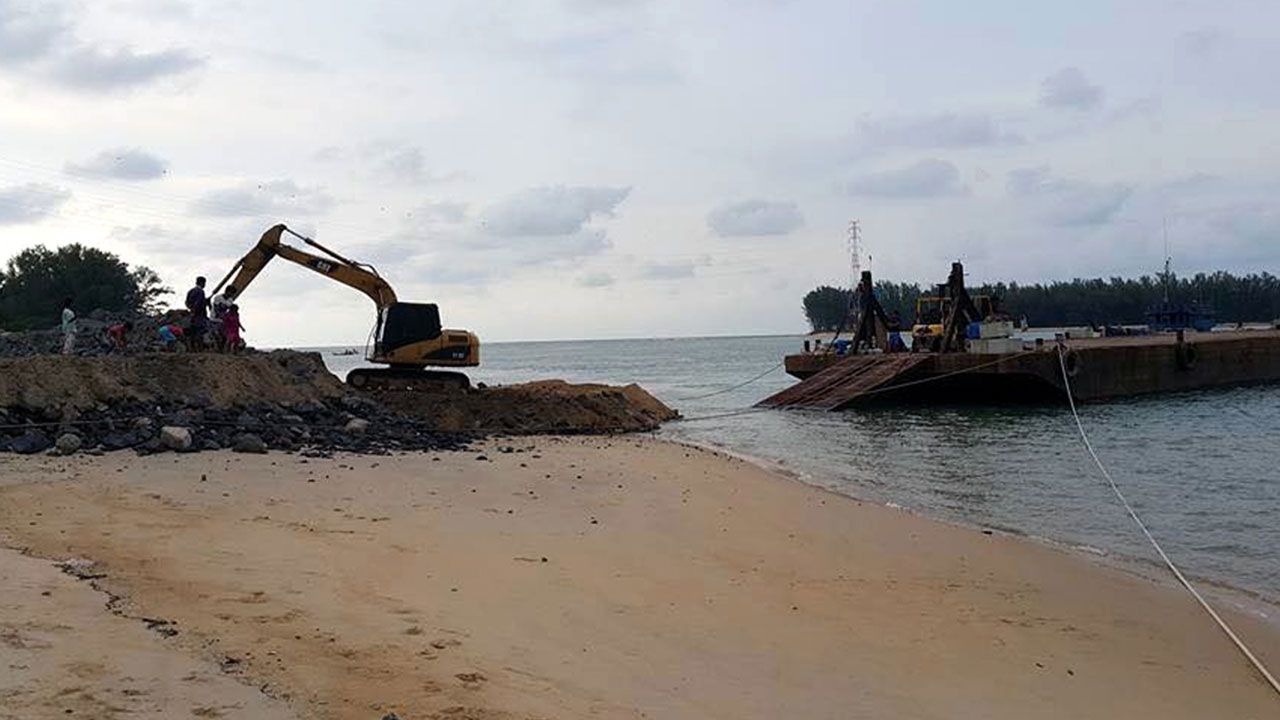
top-left (802, 272), bottom-right (1280, 332)
top-left (0, 245), bottom-right (170, 331)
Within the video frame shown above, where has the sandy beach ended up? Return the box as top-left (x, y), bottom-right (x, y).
top-left (1, 437), bottom-right (1277, 719)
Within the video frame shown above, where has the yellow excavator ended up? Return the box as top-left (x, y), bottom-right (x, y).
top-left (212, 224), bottom-right (480, 390)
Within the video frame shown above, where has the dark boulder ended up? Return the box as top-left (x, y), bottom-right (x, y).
top-left (9, 430), bottom-right (52, 455)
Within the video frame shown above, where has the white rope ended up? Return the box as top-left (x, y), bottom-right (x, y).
top-left (1056, 343), bottom-right (1280, 697)
top-left (676, 361), bottom-right (784, 401)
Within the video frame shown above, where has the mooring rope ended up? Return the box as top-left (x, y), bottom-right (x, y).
top-left (1055, 343), bottom-right (1280, 698)
top-left (675, 361), bottom-right (785, 401)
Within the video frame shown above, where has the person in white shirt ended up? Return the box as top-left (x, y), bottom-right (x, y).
top-left (210, 284), bottom-right (237, 321)
top-left (209, 284), bottom-right (237, 351)
top-left (60, 297), bottom-right (76, 355)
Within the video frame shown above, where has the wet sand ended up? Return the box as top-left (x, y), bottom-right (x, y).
top-left (1, 438), bottom-right (1277, 719)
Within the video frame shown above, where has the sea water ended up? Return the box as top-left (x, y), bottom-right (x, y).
top-left (318, 335), bottom-right (1280, 604)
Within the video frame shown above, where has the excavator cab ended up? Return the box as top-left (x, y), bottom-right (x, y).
top-left (378, 303), bottom-right (442, 353)
top-left (362, 301), bottom-right (479, 389)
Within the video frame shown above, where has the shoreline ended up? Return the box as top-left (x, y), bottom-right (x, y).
top-left (2, 437), bottom-right (1279, 718)
top-left (660, 430), bottom-right (1280, 623)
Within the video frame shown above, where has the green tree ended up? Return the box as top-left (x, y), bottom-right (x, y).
top-left (0, 244), bottom-right (171, 330)
top-left (801, 270), bottom-right (1280, 330)
top-left (128, 265), bottom-right (172, 315)
top-left (802, 285), bottom-right (853, 332)
top-left (873, 280), bottom-right (923, 324)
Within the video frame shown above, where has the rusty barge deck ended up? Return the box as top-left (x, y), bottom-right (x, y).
top-left (759, 330), bottom-right (1280, 410)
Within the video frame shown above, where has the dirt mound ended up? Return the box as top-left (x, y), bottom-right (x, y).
top-left (0, 351), bottom-right (466, 456)
top-left (371, 380), bottom-right (678, 435)
top-left (0, 353), bottom-right (677, 454)
top-left (0, 351), bottom-right (345, 411)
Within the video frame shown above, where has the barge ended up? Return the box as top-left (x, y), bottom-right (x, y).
top-left (761, 330), bottom-right (1280, 409)
top-left (760, 262), bottom-right (1280, 409)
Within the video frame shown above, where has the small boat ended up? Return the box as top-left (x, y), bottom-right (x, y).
top-left (331, 348), bottom-right (359, 356)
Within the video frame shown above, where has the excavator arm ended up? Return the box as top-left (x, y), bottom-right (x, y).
top-left (212, 224), bottom-right (397, 311)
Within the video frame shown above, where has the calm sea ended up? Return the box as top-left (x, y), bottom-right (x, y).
top-left (316, 335), bottom-right (1280, 605)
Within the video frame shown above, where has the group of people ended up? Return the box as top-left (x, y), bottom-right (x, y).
top-left (181, 276), bottom-right (245, 352)
top-left (57, 276), bottom-right (247, 356)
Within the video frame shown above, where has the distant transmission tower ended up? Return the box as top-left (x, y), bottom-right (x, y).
top-left (847, 220), bottom-right (861, 289)
top-left (844, 220), bottom-right (863, 333)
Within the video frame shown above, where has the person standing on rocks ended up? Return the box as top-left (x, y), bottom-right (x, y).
top-left (221, 303), bottom-right (245, 353)
top-left (185, 277), bottom-right (210, 351)
top-left (211, 284), bottom-right (236, 320)
top-left (60, 297), bottom-right (76, 355)
top-left (210, 284), bottom-right (237, 351)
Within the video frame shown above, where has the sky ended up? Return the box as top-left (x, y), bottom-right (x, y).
top-left (1, 0), bottom-right (1278, 344)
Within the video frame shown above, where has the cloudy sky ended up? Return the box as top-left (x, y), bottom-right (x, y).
top-left (1, 0), bottom-right (1277, 344)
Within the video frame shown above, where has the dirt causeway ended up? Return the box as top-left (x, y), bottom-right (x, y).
top-left (0, 353), bottom-right (678, 450)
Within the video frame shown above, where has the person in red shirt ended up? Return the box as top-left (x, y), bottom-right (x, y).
top-left (106, 321), bottom-right (133, 351)
top-left (221, 304), bottom-right (245, 353)
top-left (158, 323), bottom-right (185, 352)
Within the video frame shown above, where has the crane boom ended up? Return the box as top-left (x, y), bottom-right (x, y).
top-left (212, 224), bottom-right (397, 309)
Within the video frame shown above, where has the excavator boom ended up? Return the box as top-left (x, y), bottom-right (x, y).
top-left (213, 224), bottom-right (397, 310)
top-left (213, 224), bottom-right (480, 390)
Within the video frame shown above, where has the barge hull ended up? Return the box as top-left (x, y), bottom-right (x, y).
top-left (764, 330), bottom-right (1280, 408)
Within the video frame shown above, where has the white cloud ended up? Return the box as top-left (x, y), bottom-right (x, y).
top-left (0, 183), bottom-right (71, 225)
top-left (640, 262), bottom-right (697, 280)
top-left (853, 112), bottom-right (1022, 153)
top-left (408, 200), bottom-right (468, 225)
top-left (107, 221), bottom-right (266, 265)
top-left (846, 159), bottom-right (965, 198)
top-left (417, 262), bottom-right (495, 286)
top-left (369, 186), bottom-right (629, 289)
top-left (50, 46), bottom-right (202, 91)
top-left (367, 145), bottom-right (464, 186)
top-left (1040, 67), bottom-right (1103, 111)
top-left (1208, 207), bottom-right (1280, 256)
top-left (638, 256), bottom-right (710, 281)
top-left (576, 271), bottom-right (615, 288)
top-left (311, 146), bottom-right (346, 162)
top-left (707, 199), bottom-right (803, 237)
top-left (481, 185), bottom-right (630, 237)
top-left (189, 180), bottom-right (335, 218)
top-left (0, 0), bottom-right (202, 91)
top-left (125, 0), bottom-right (194, 21)
top-left (0, 0), bottom-right (69, 62)
top-left (1006, 166), bottom-right (1131, 227)
top-left (65, 147), bottom-right (169, 180)
top-left (1176, 27), bottom-right (1226, 59)
top-left (478, 228), bottom-right (612, 264)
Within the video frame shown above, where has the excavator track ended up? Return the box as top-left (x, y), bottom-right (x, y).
top-left (346, 368), bottom-right (471, 392)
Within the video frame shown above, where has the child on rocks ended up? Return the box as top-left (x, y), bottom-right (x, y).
top-left (158, 323), bottom-right (185, 352)
top-left (221, 303), bottom-right (244, 353)
top-left (105, 321), bottom-right (134, 352)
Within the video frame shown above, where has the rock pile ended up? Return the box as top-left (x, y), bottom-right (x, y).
top-left (0, 350), bottom-right (679, 456)
top-left (0, 393), bottom-right (470, 456)
top-left (0, 308), bottom-right (186, 358)
top-left (0, 351), bottom-right (470, 456)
